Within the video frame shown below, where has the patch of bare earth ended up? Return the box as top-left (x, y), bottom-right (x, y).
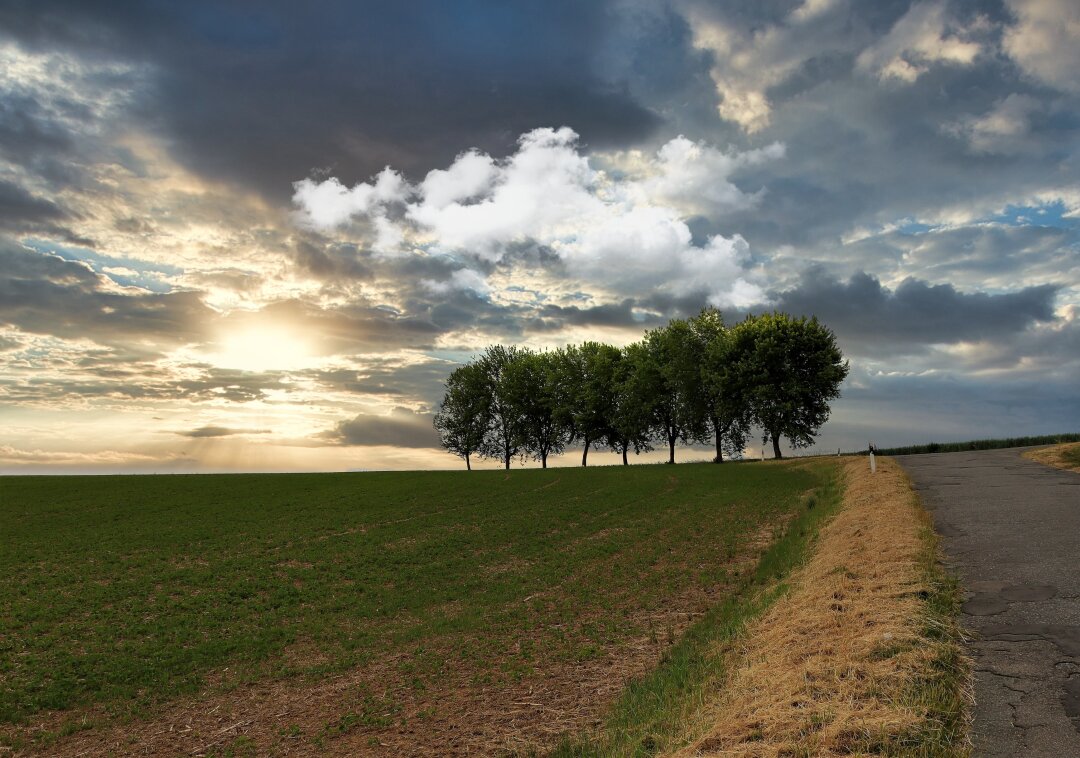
top-left (1023, 442), bottom-right (1080, 474)
top-left (670, 457), bottom-right (971, 758)
top-left (10, 524), bottom-right (783, 757)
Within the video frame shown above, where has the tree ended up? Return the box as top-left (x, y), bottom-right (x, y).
top-left (643, 320), bottom-right (709, 464)
top-left (433, 361), bottom-right (491, 470)
top-left (608, 342), bottom-right (653, 465)
top-left (689, 308), bottom-right (749, 463)
top-left (477, 344), bottom-right (527, 469)
top-left (555, 342), bottom-right (622, 466)
top-left (503, 350), bottom-right (569, 468)
top-left (728, 312), bottom-right (849, 459)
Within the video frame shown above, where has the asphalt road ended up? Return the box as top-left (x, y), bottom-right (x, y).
top-left (896, 448), bottom-right (1080, 757)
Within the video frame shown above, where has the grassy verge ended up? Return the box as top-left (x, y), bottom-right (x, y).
top-left (1023, 441), bottom-right (1080, 473)
top-left (872, 433), bottom-right (1080, 456)
top-left (548, 461), bottom-right (844, 757)
top-left (651, 458), bottom-right (972, 758)
top-left (900, 494), bottom-right (971, 756)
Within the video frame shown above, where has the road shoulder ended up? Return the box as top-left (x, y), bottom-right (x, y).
top-left (673, 457), bottom-right (971, 756)
top-left (1023, 441), bottom-right (1080, 474)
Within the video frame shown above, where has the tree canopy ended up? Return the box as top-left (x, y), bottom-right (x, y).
top-left (433, 309), bottom-right (849, 468)
top-left (726, 312), bottom-right (849, 459)
top-left (433, 362), bottom-right (491, 470)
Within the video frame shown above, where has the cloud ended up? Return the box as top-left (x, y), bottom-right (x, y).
top-left (0, 2), bottom-right (660, 200)
top-left (324, 406), bottom-right (441, 448)
top-left (855, 1), bottom-right (982, 83)
top-left (835, 221), bottom-right (1079, 291)
top-left (773, 268), bottom-right (1059, 354)
top-left (312, 355), bottom-right (453, 406)
top-left (1003, 0), bottom-right (1080, 94)
top-left (0, 180), bottom-right (66, 225)
top-left (2, 0), bottom-right (1079, 471)
top-left (675, 0), bottom-right (873, 133)
top-left (293, 127), bottom-right (778, 307)
top-left (176, 426), bottom-right (271, 438)
top-left (606, 136), bottom-right (785, 215)
top-left (292, 168), bottom-right (408, 231)
top-left (830, 361), bottom-right (1080, 449)
top-left (287, 239), bottom-right (374, 281)
top-left (944, 93), bottom-right (1042, 154)
top-left (418, 149), bottom-right (499, 209)
top-left (0, 445), bottom-right (185, 466)
top-left (422, 268), bottom-right (491, 296)
top-left (0, 238), bottom-right (213, 348)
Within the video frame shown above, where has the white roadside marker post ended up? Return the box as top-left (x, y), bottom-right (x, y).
top-left (869, 441), bottom-right (877, 474)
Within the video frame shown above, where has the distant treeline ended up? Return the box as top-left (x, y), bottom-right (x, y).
top-left (434, 309), bottom-right (849, 470)
top-left (873, 433), bottom-right (1080, 456)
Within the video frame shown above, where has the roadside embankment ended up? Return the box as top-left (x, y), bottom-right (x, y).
top-left (1023, 441), bottom-right (1080, 474)
top-left (672, 457), bottom-right (971, 757)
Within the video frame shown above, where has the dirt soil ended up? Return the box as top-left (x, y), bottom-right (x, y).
top-left (9, 532), bottom-right (778, 757)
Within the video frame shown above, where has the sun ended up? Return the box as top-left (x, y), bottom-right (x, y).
top-left (209, 325), bottom-right (314, 372)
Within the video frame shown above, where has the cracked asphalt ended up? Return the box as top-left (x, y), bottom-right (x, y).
top-left (897, 448), bottom-right (1080, 757)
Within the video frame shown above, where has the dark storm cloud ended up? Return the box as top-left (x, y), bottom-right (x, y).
top-left (0, 238), bottom-right (213, 347)
top-left (0, 93), bottom-right (73, 162)
top-left (1, 0), bottom-right (660, 201)
top-left (773, 268), bottom-right (1059, 352)
top-left (0, 180), bottom-right (66, 224)
top-left (324, 407), bottom-right (441, 449)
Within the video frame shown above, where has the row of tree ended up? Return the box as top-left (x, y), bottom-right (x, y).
top-left (433, 310), bottom-right (849, 469)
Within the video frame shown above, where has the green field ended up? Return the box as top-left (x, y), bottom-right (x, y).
top-left (1, 461), bottom-right (837, 754)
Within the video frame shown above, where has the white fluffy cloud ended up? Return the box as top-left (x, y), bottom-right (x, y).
top-left (292, 127), bottom-right (781, 307)
top-left (622, 137), bottom-right (786, 215)
top-left (292, 168), bottom-right (408, 230)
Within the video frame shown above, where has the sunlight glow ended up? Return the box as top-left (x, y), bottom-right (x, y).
top-left (210, 325), bottom-right (314, 372)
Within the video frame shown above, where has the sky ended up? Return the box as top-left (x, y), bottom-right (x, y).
top-left (1, 0), bottom-right (1078, 473)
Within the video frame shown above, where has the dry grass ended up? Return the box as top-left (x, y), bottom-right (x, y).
top-left (670, 457), bottom-right (972, 757)
top-left (1023, 442), bottom-right (1080, 474)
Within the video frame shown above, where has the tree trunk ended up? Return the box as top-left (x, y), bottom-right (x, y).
top-left (668, 433), bottom-right (676, 464)
top-left (466, 452), bottom-right (471, 471)
top-left (772, 434), bottom-right (782, 460)
top-left (621, 443), bottom-right (628, 466)
top-left (541, 451), bottom-right (548, 469)
top-left (714, 422), bottom-right (723, 463)
top-left (504, 445), bottom-right (511, 470)
top-left (582, 437), bottom-right (590, 467)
